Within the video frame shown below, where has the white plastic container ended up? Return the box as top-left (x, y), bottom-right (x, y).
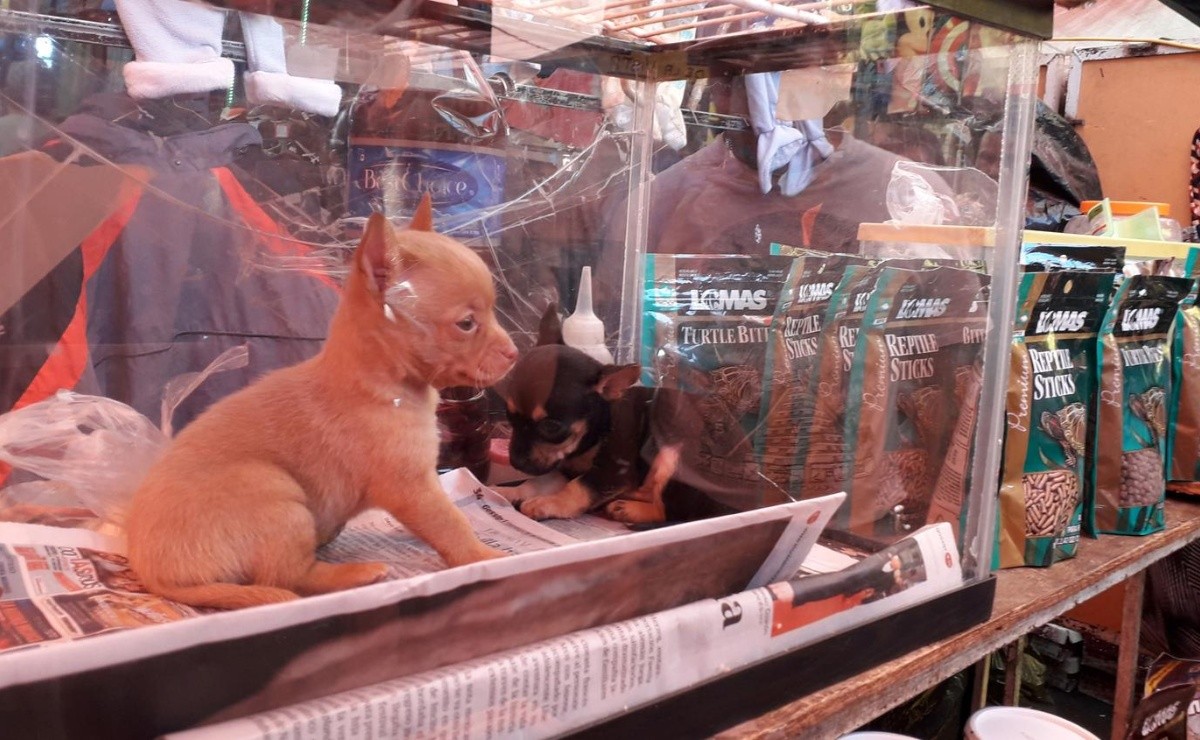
top-left (965, 706), bottom-right (1100, 740)
top-left (562, 266), bottom-right (614, 364)
top-left (840, 732), bottom-right (920, 739)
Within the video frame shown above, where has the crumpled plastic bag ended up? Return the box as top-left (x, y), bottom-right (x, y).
top-left (0, 345), bottom-right (249, 529)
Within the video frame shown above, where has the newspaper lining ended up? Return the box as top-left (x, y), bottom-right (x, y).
top-left (168, 524), bottom-right (963, 740)
top-left (0, 469), bottom-right (961, 739)
top-left (0, 470), bottom-right (844, 665)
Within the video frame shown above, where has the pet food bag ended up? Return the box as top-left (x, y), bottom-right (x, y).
top-left (1125, 684), bottom-right (1193, 740)
top-left (1022, 243), bottom-right (1126, 273)
top-left (845, 266), bottom-right (989, 540)
top-left (758, 253), bottom-right (863, 497)
top-left (1132, 655), bottom-right (1200, 740)
top-left (641, 253), bottom-right (794, 511)
top-left (997, 270), bottom-right (1115, 568)
top-left (798, 262), bottom-right (886, 504)
top-left (1090, 274), bottom-right (1192, 535)
top-left (1169, 249), bottom-right (1200, 495)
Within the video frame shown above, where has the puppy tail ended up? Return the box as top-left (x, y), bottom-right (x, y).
top-left (152, 582), bottom-right (300, 610)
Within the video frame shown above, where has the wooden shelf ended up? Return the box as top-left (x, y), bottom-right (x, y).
top-left (857, 222), bottom-right (1198, 260)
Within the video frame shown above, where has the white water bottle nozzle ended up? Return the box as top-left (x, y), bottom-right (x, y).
top-left (562, 266), bottom-right (614, 364)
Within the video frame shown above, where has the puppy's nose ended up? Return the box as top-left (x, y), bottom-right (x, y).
top-left (499, 339), bottom-right (518, 363)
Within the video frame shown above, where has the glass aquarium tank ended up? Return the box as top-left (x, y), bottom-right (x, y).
top-left (0, 0), bottom-right (1050, 735)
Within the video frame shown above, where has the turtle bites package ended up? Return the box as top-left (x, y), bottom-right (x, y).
top-left (641, 253), bottom-right (794, 511)
top-left (997, 271), bottom-right (1115, 568)
top-left (758, 254), bottom-right (861, 498)
top-left (1091, 275), bottom-right (1192, 535)
top-left (845, 267), bottom-right (989, 540)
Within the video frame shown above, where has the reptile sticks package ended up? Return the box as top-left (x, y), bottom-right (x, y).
top-left (641, 253), bottom-right (794, 511)
top-left (757, 253), bottom-right (864, 497)
top-left (800, 262), bottom-right (887, 504)
top-left (844, 266), bottom-right (989, 541)
top-left (997, 270), bottom-right (1115, 568)
top-left (1090, 274), bottom-right (1192, 535)
top-left (1169, 249), bottom-right (1200, 495)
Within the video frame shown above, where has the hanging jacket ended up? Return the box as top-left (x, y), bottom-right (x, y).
top-left (1, 93), bottom-right (339, 439)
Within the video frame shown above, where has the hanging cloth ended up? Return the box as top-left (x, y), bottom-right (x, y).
top-left (744, 71), bottom-right (834, 197)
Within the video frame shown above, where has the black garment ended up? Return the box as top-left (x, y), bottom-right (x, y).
top-left (2, 92), bottom-right (338, 429)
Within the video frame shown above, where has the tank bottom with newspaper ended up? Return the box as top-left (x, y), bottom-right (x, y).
top-left (0, 470), bottom-right (986, 739)
top-left (168, 513), bottom-right (975, 738)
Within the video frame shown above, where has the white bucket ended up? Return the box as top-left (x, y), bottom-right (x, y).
top-left (965, 706), bottom-right (1101, 740)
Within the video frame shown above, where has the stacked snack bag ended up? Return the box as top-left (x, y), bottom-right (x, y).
top-left (993, 232), bottom-right (1199, 569)
top-left (638, 208), bottom-right (1199, 568)
top-left (997, 258), bottom-right (1117, 567)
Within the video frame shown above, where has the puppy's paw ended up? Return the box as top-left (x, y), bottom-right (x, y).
top-left (605, 499), bottom-right (666, 525)
top-left (446, 542), bottom-right (506, 566)
top-left (519, 495), bottom-right (586, 522)
top-left (299, 561), bottom-right (391, 595)
top-left (350, 561), bottom-right (393, 585)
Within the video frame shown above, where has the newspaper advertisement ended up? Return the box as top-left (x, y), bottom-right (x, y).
top-left (170, 523), bottom-right (964, 740)
top-left (0, 471), bottom-right (846, 738)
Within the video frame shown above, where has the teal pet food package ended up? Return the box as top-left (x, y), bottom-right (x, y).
top-left (641, 253), bottom-right (794, 510)
top-left (795, 257), bottom-right (983, 508)
top-left (996, 270), bottom-right (1115, 568)
top-left (844, 266), bottom-right (989, 541)
top-left (1168, 249), bottom-right (1200, 494)
top-left (757, 253), bottom-right (864, 498)
top-left (1090, 274), bottom-right (1192, 535)
top-left (1021, 243), bottom-right (1126, 273)
top-left (798, 262), bottom-right (890, 506)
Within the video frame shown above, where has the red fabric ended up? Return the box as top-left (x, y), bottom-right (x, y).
top-left (0, 182), bottom-right (144, 487)
top-left (213, 167), bottom-right (340, 292)
top-left (13, 183), bottom-right (144, 411)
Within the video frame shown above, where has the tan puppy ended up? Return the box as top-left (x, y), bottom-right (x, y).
top-left (126, 198), bottom-right (517, 609)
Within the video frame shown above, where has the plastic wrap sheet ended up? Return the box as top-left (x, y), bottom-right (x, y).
top-left (0, 26), bottom-right (636, 437)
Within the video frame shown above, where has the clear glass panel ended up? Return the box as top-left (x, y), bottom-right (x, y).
top-left (0, 0), bottom-right (1040, 638)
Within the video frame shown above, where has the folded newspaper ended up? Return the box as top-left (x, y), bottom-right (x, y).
top-left (169, 523), bottom-right (963, 740)
top-left (0, 469), bottom-right (866, 738)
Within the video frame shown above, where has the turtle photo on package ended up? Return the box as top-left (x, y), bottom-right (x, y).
top-left (997, 270), bottom-right (1115, 568)
top-left (641, 253), bottom-right (794, 512)
top-left (845, 266), bottom-right (989, 540)
top-left (1091, 274), bottom-right (1192, 535)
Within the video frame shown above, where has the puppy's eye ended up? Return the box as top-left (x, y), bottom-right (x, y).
top-left (456, 315), bottom-right (478, 333)
top-left (536, 419), bottom-right (568, 440)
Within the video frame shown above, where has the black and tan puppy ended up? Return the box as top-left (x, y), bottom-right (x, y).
top-left (500, 305), bottom-right (733, 524)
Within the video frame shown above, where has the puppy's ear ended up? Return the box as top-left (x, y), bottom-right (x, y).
top-left (409, 193), bottom-right (435, 232)
top-left (595, 364), bottom-right (641, 401)
top-left (537, 303), bottom-right (565, 346)
top-left (357, 212), bottom-right (395, 295)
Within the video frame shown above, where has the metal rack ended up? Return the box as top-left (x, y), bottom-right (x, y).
top-left (188, 0), bottom-right (1053, 80)
top-left (0, 8), bottom-right (749, 130)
